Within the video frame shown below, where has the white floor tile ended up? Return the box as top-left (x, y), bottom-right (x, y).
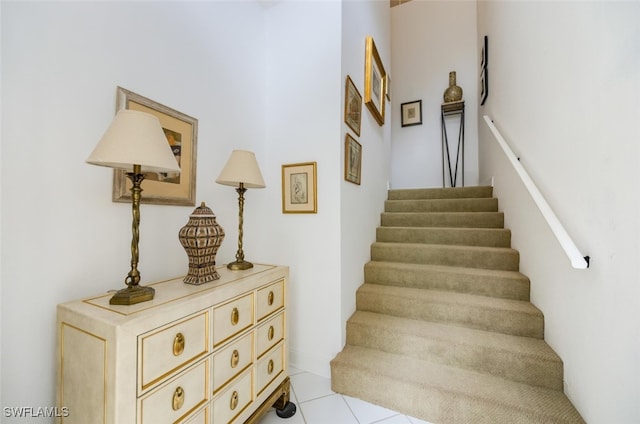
top-left (342, 395), bottom-right (399, 423)
top-left (376, 415), bottom-right (415, 424)
top-left (289, 372), bottom-right (334, 403)
top-left (256, 370), bottom-right (436, 424)
top-left (298, 393), bottom-right (359, 424)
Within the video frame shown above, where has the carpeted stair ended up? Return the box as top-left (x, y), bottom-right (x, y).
top-left (330, 186), bottom-right (584, 423)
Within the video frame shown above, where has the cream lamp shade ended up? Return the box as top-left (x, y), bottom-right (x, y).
top-left (216, 150), bottom-right (266, 188)
top-left (87, 109), bottom-right (180, 173)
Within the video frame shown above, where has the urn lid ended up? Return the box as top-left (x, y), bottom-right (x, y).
top-left (190, 202), bottom-right (216, 218)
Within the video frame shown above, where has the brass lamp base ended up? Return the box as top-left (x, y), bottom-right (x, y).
top-left (227, 260), bottom-right (254, 271)
top-left (109, 285), bottom-right (155, 305)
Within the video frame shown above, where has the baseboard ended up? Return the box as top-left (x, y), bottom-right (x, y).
top-left (288, 347), bottom-right (332, 378)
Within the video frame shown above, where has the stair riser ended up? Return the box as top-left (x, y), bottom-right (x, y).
top-left (346, 320), bottom-right (563, 390)
top-left (388, 186), bottom-right (493, 200)
top-left (356, 290), bottom-right (543, 338)
top-left (364, 262), bottom-right (530, 301)
top-left (381, 212), bottom-right (504, 228)
top-left (371, 243), bottom-right (520, 271)
top-left (385, 198), bottom-right (498, 213)
top-left (376, 227), bottom-right (511, 247)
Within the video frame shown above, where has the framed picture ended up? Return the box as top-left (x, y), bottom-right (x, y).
top-left (481, 35), bottom-right (488, 70)
top-left (113, 87), bottom-right (198, 206)
top-left (480, 35), bottom-right (489, 105)
top-left (364, 36), bottom-right (387, 126)
top-left (344, 75), bottom-right (362, 136)
top-left (401, 100), bottom-right (422, 127)
top-left (344, 134), bottom-right (362, 185)
top-left (282, 162), bottom-right (317, 213)
top-left (385, 74), bottom-right (392, 102)
top-left (480, 67), bottom-right (489, 105)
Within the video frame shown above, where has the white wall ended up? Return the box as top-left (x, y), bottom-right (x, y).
top-left (390, 0), bottom-right (478, 189)
top-left (259, 0), bottom-right (344, 377)
top-left (1, 0), bottom-right (393, 415)
top-left (339, 1), bottom-right (391, 347)
top-left (478, 2), bottom-right (640, 423)
top-left (0, 0), bottom-right (269, 417)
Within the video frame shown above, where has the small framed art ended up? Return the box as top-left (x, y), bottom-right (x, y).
top-left (344, 134), bottom-right (362, 185)
top-left (282, 162), bottom-right (317, 213)
top-left (344, 75), bottom-right (362, 136)
top-left (400, 100), bottom-right (422, 127)
top-left (364, 36), bottom-right (387, 126)
top-left (113, 87), bottom-right (198, 206)
top-left (480, 67), bottom-right (489, 105)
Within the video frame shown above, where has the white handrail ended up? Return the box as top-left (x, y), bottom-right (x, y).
top-left (483, 115), bottom-right (589, 269)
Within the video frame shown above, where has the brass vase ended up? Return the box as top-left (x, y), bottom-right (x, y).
top-left (179, 202), bottom-right (225, 285)
top-left (443, 71), bottom-right (463, 103)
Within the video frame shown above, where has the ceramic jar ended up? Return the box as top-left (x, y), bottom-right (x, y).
top-left (178, 202), bottom-right (225, 285)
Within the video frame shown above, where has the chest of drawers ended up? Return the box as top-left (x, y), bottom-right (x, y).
top-left (56, 264), bottom-right (292, 424)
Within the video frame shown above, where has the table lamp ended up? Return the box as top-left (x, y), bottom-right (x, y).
top-left (216, 150), bottom-right (265, 270)
top-left (87, 109), bottom-right (181, 305)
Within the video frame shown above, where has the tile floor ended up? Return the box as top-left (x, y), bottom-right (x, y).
top-left (258, 367), bottom-right (434, 424)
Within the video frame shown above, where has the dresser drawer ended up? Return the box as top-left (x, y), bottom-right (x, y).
top-left (213, 293), bottom-right (254, 347)
top-left (139, 311), bottom-right (209, 392)
top-left (257, 279), bottom-right (284, 321)
top-left (256, 311), bottom-right (284, 358)
top-left (212, 369), bottom-right (253, 424)
top-left (138, 359), bottom-right (208, 424)
top-left (184, 406), bottom-right (208, 424)
top-left (256, 343), bottom-right (284, 396)
top-left (212, 332), bottom-right (253, 393)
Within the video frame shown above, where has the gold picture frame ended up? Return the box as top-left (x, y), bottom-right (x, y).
top-left (112, 87), bottom-right (198, 206)
top-left (344, 75), bottom-right (362, 137)
top-left (282, 162), bottom-right (317, 214)
top-left (364, 36), bottom-right (387, 126)
top-left (344, 134), bottom-right (362, 185)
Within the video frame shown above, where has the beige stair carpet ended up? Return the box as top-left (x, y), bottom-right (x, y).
top-left (330, 186), bottom-right (584, 424)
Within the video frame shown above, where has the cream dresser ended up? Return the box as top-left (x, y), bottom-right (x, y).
top-left (56, 264), bottom-right (294, 424)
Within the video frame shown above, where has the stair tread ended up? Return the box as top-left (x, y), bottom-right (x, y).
top-left (371, 242), bottom-right (520, 271)
top-left (331, 345), bottom-right (584, 423)
top-left (358, 283), bottom-right (541, 316)
top-left (373, 241), bottom-right (518, 253)
top-left (365, 260), bottom-right (527, 280)
top-left (349, 310), bottom-right (560, 362)
top-left (388, 186), bottom-right (494, 200)
top-left (384, 197), bottom-right (499, 212)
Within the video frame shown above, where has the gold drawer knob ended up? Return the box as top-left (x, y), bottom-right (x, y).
top-left (173, 333), bottom-right (185, 356)
top-left (268, 359), bottom-right (274, 375)
top-left (231, 307), bottom-right (239, 325)
top-left (231, 349), bottom-right (240, 368)
top-left (230, 391), bottom-right (239, 411)
top-left (268, 325), bottom-right (275, 341)
top-left (267, 291), bottom-right (274, 306)
top-left (172, 386), bottom-right (185, 411)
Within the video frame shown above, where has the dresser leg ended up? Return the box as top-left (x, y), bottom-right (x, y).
top-left (273, 377), bottom-right (297, 418)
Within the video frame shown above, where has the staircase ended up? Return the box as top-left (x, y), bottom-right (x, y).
top-left (330, 186), bottom-right (584, 424)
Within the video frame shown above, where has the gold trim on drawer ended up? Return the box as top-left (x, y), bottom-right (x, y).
top-left (212, 332), bottom-right (254, 394)
top-left (139, 358), bottom-right (209, 424)
top-left (256, 343), bottom-right (284, 397)
top-left (256, 312), bottom-right (284, 359)
top-left (213, 369), bottom-right (254, 424)
top-left (213, 293), bottom-right (254, 347)
top-left (139, 310), bottom-right (209, 393)
top-left (257, 279), bottom-right (284, 321)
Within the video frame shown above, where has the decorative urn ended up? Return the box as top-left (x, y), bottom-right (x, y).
top-left (443, 71), bottom-right (463, 103)
top-left (178, 202), bottom-right (225, 285)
